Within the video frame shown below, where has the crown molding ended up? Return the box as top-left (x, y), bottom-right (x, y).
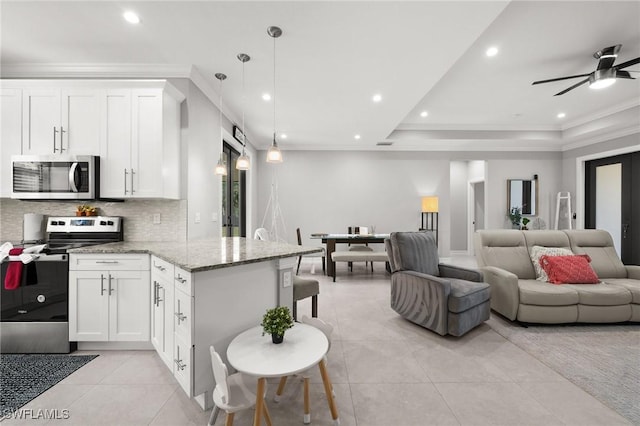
top-left (0, 63), bottom-right (192, 78)
top-left (561, 124), bottom-right (640, 152)
top-left (561, 98), bottom-right (640, 131)
top-left (395, 122), bottom-right (560, 132)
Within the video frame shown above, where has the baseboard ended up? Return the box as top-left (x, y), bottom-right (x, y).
top-left (77, 341), bottom-right (154, 351)
top-left (450, 250), bottom-right (471, 256)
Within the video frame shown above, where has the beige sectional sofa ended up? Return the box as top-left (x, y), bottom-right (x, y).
top-left (474, 229), bottom-right (640, 324)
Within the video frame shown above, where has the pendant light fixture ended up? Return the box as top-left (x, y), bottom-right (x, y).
top-left (266, 26), bottom-right (283, 164)
top-left (235, 53), bottom-right (251, 171)
top-left (214, 72), bottom-right (228, 176)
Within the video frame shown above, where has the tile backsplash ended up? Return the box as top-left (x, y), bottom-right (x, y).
top-left (0, 199), bottom-right (187, 243)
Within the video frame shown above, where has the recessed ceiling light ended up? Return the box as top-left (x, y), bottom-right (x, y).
top-left (262, 93), bottom-right (271, 101)
top-left (557, 112), bottom-right (566, 119)
top-left (280, 134), bottom-right (287, 139)
top-left (420, 111), bottom-right (428, 118)
top-left (123, 11), bottom-right (140, 24)
top-left (354, 134), bottom-right (361, 140)
top-left (372, 94), bottom-right (382, 103)
top-left (486, 46), bottom-right (499, 57)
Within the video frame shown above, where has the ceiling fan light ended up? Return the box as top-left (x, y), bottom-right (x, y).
top-left (589, 78), bottom-right (616, 90)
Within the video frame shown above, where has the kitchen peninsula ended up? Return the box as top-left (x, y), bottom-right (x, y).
top-left (68, 237), bottom-right (321, 410)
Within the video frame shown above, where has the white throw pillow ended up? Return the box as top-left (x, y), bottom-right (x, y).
top-left (529, 245), bottom-right (573, 282)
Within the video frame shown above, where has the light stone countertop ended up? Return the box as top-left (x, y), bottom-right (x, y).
top-left (67, 238), bottom-right (323, 273)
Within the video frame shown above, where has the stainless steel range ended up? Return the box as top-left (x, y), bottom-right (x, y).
top-left (1, 216), bottom-right (123, 353)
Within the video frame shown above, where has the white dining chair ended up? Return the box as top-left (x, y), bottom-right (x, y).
top-left (254, 228), bottom-right (270, 241)
top-left (208, 346), bottom-right (272, 426)
top-left (273, 316), bottom-right (334, 424)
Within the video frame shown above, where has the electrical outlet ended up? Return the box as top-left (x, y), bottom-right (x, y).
top-left (152, 213), bottom-right (161, 224)
top-left (195, 212), bottom-right (201, 223)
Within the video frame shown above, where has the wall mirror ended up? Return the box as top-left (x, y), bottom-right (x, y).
top-left (508, 179), bottom-right (538, 216)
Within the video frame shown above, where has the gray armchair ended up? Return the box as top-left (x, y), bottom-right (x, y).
top-left (386, 231), bottom-right (491, 336)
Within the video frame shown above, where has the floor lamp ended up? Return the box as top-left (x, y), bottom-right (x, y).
top-left (420, 196), bottom-right (439, 245)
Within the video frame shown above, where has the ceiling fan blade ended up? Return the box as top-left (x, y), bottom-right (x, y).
top-left (532, 73), bottom-right (592, 85)
top-left (554, 78), bottom-right (590, 96)
top-left (616, 70), bottom-right (635, 79)
top-left (614, 57), bottom-right (640, 70)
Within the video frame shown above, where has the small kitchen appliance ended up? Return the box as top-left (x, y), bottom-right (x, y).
top-left (1, 216), bottom-right (122, 353)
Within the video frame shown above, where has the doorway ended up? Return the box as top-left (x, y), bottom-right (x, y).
top-left (221, 142), bottom-right (247, 237)
top-left (467, 179), bottom-right (485, 255)
top-left (585, 152), bottom-right (639, 265)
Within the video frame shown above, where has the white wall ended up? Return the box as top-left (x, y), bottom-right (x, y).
top-left (485, 155), bottom-right (562, 229)
top-left (450, 161), bottom-right (468, 251)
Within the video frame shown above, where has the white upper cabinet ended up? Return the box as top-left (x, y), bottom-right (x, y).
top-left (100, 85), bottom-right (182, 199)
top-left (0, 89), bottom-right (23, 197)
top-left (22, 88), bottom-right (100, 155)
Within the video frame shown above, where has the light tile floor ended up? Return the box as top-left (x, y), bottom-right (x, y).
top-left (2, 256), bottom-right (630, 425)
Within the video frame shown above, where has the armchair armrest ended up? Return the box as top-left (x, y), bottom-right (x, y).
top-left (480, 266), bottom-right (520, 321)
top-left (390, 270), bottom-right (451, 335)
top-left (626, 265), bottom-right (640, 280)
top-left (438, 264), bottom-right (483, 282)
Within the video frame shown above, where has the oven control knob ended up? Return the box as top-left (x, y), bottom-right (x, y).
top-left (51, 221), bottom-right (58, 225)
top-left (100, 221), bottom-right (107, 225)
top-left (37, 295), bottom-right (46, 303)
top-left (107, 221), bottom-right (114, 226)
top-left (59, 221), bottom-right (65, 225)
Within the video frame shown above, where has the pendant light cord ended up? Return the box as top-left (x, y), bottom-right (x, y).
top-left (273, 33), bottom-right (276, 143)
top-left (242, 59), bottom-right (246, 154)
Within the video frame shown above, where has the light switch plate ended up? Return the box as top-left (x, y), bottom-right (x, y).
top-left (283, 271), bottom-right (292, 288)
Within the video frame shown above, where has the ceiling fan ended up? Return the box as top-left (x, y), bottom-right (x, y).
top-left (532, 44), bottom-right (639, 96)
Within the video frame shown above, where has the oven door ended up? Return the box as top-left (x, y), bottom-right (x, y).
top-left (1, 254), bottom-right (69, 321)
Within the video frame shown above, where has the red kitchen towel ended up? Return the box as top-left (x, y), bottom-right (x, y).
top-left (4, 248), bottom-right (24, 290)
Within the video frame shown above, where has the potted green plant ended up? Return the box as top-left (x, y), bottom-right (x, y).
top-left (261, 306), bottom-right (294, 344)
top-left (521, 217), bottom-right (530, 230)
top-left (508, 207), bottom-right (522, 229)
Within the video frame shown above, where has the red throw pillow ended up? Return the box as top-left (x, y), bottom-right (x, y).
top-left (539, 254), bottom-right (600, 284)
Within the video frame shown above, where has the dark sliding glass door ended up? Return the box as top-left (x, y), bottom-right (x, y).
top-left (221, 142), bottom-right (246, 237)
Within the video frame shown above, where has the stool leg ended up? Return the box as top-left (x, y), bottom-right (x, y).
top-left (263, 401), bottom-right (273, 426)
top-left (225, 412), bottom-right (234, 426)
top-left (297, 256), bottom-right (302, 274)
top-left (293, 301), bottom-right (298, 321)
top-left (303, 377), bottom-right (311, 424)
top-left (322, 256), bottom-right (326, 274)
top-left (312, 295), bottom-right (318, 318)
top-left (208, 405), bottom-right (220, 426)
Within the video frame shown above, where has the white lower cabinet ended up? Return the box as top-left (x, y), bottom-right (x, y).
top-left (151, 256), bottom-right (174, 370)
top-left (69, 254), bottom-right (150, 342)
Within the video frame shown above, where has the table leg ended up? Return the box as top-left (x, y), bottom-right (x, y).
top-left (318, 359), bottom-right (339, 423)
top-left (253, 377), bottom-right (266, 426)
top-left (325, 240), bottom-right (336, 278)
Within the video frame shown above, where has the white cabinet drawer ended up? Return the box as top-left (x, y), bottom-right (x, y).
top-left (70, 254), bottom-right (149, 271)
top-left (174, 266), bottom-right (192, 296)
top-left (174, 289), bottom-right (192, 343)
top-left (173, 333), bottom-right (193, 397)
top-left (151, 256), bottom-right (174, 281)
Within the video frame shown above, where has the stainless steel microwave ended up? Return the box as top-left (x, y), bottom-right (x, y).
top-left (11, 155), bottom-right (99, 200)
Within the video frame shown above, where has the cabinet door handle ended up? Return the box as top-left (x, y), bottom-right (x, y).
top-left (96, 260), bottom-right (118, 264)
top-left (153, 281), bottom-right (158, 306)
top-left (157, 286), bottom-right (164, 304)
top-left (108, 274), bottom-right (114, 295)
top-left (153, 262), bottom-right (166, 272)
top-left (60, 126), bottom-right (66, 152)
top-left (53, 126), bottom-right (59, 153)
top-left (130, 169), bottom-right (135, 194)
top-left (175, 275), bottom-right (186, 284)
top-left (174, 346), bottom-right (186, 371)
top-left (100, 274), bottom-right (105, 296)
top-left (175, 300), bottom-right (186, 323)
top-left (124, 169), bottom-right (129, 195)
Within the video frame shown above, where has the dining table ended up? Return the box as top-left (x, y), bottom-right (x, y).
top-left (310, 233), bottom-right (390, 277)
top-left (226, 323), bottom-right (340, 426)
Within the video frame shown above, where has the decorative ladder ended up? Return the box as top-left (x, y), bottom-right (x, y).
top-left (554, 192), bottom-right (572, 230)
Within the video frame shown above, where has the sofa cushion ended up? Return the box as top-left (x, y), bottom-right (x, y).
top-left (474, 230), bottom-right (536, 279)
top-left (518, 280), bottom-right (579, 306)
top-left (447, 279), bottom-right (491, 313)
top-left (603, 279), bottom-right (640, 303)
top-left (389, 231), bottom-right (439, 276)
top-left (562, 283), bottom-right (632, 306)
top-left (564, 230), bottom-right (627, 278)
top-left (539, 254), bottom-right (600, 284)
top-left (529, 245), bottom-right (573, 281)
